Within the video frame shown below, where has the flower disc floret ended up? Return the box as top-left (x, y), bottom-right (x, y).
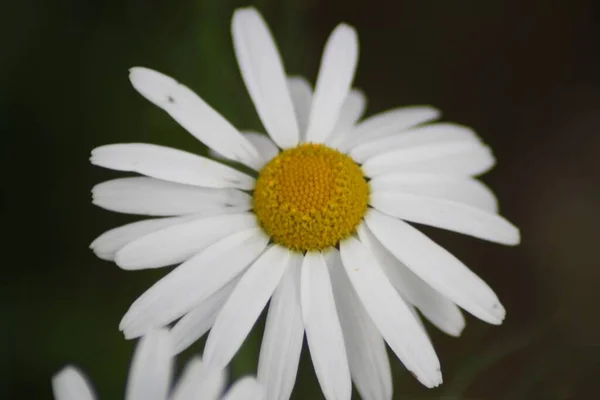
top-left (253, 143), bottom-right (369, 251)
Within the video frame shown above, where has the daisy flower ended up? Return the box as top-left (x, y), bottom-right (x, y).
top-left (51, 328), bottom-right (262, 400)
top-left (90, 6), bottom-right (520, 400)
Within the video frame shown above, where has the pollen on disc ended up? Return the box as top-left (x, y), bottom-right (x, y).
top-left (253, 143), bottom-right (369, 252)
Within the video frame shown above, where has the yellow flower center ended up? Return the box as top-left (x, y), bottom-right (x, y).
top-left (253, 143), bottom-right (369, 252)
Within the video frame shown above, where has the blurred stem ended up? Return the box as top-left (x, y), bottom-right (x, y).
top-left (444, 319), bottom-right (554, 397)
top-left (503, 350), bottom-right (565, 400)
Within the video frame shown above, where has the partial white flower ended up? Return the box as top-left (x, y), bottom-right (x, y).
top-left (90, 6), bottom-right (520, 400)
top-left (51, 329), bottom-right (262, 400)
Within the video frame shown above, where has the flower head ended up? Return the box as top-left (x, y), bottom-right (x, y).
top-left (90, 6), bottom-right (520, 400)
top-left (253, 143), bottom-right (369, 251)
top-left (52, 329), bottom-right (262, 400)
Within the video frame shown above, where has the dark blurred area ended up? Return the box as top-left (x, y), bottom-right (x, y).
top-left (3, 0), bottom-right (600, 398)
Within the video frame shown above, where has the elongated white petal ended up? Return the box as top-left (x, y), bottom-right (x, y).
top-left (208, 130), bottom-right (279, 167)
top-left (169, 278), bottom-right (239, 354)
top-left (362, 141), bottom-right (495, 178)
top-left (340, 237), bottom-right (442, 388)
top-left (406, 304), bottom-right (429, 337)
top-left (305, 24), bottom-right (359, 144)
top-left (171, 358), bottom-right (225, 400)
top-left (337, 106), bottom-right (440, 152)
top-left (370, 173), bottom-right (498, 213)
top-left (125, 329), bottom-right (172, 400)
top-left (301, 252), bottom-right (351, 400)
top-left (129, 67), bottom-right (261, 169)
top-left (91, 144), bottom-right (255, 190)
top-left (115, 213), bottom-right (258, 270)
top-left (243, 131), bottom-right (280, 165)
top-left (170, 358), bottom-right (205, 400)
top-left (223, 377), bottom-right (263, 400)
top-left (90, 215), bottom-right (197, 261)
top-left (203, 245), bottom-right (291, 370)
top-left (258, 252), bottom-right (304, 400)
top-left (232, 8), bottom-right (299, 148)
top-left (358, 224), bottom-right (465, 336)
top-left (52, 367), bottom-right (96, 400)
top-left (370, 192), bottom-right (520, 245)
top-left (350, 123), bottom-right (479, 163)
top-left (327, 89), bottom-right (367, 148)
top-left (92, 177), bottom-right (251, 216)
top-left (365, 210), bottom-right (506, 324)
top-left (120, 228), bottom-right (270, 338)
top-left (327, 249), bottom-right (392, 400)
top-left (288, 76), bottom-right (312, 140)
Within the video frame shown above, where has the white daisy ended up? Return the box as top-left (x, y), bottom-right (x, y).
top-left (90, 6), bottom-right (520, 400)
top-left (51, 328), bottom-right (263, 400)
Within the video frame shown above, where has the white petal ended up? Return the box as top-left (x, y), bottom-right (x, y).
top-left (258, 252), bottom-right (304, 400)
top-left (208, 130), bottom-right (279, 167)
top-left (362, 141), bottom-right (495, 178)
top-left (92, 177), bottom-right (251, 216)
top-left (327, 89), bottom-right (367, 149)
top-left (52, 367), bottom-right (96, 400)
top-left (244, 131), bottom-right (280, 165)
top-left (115, 213), bottom-right (258, 270)
top-left (129, 67), bottom-right (261, 169)
top-left (365, 210), bottom-right (506, 324)
top-left (170, 358), bottom-right (226, 400)
top-left (327, 250), bottom-right (392, 400)
top-left (406, 304), bottom-right (431, 340)
top-left (370, 173), bottom-right (498, 213)
top-left (232, 8), bottom-right (299, 148)
top-left (120, 228), bottom-right (270, 339)
top-left (370, 192), bottom-right (520, 245)
top-left (169, 358), bottom-right (205, 400)
top-left (337, 106), bottom-right (440, 152)
top-left (90, 215), bottom-right (197, 261)
top-left (288, 76), bottom-right (313, 141)
top-left (169, 278), bottom-right (239, 354)
top-left (301, 251), bottom-right (351, 400)
top-left (125, 328), bottom-right (172, 400)
top-left (339, 237), bottom-right (442, 388)
top-left (91, 144), bottom-right (255, 190)
top-left (203, 245), bottom-right (291, 370)
top-left (207, 148), bottom-right (224, 162)
top-left (349, 123), bottom-right (480, 163)
top-left (358, 224), bottom-right (465, 337)
top-left (305, 24), bottom-right (359, 144)
top-left (222, 377), bottom-right (264, 400)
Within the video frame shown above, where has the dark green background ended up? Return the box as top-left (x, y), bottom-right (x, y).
top-left (3, 0), bottom-right (599, 398)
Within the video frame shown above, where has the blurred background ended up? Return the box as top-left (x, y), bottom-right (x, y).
top-left (3, 0), bottom-right (600, 398)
